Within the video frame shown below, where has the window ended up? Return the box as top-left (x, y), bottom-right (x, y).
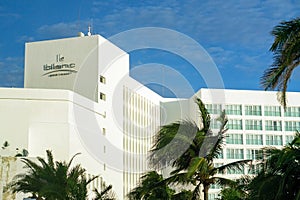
top-left (266, 135), bottom-right (283, 145)
top-left (245, 105), bottom-right (262, 116)
top-left (265, 120), bottom-right (282, 131)
top-left (227, 119), bottom-right (243, 130)
top-left (206, 104), bottom-right (222, 114)
top-left (100, 75), bottom-right (106, 84)
top-left (264, 106), bottom-right (281, 116)
top-left (285, 121), bottom-right (300, 131)
top-left (246, 149), bottom-right (263, 160)
top-left (248, 164), bottom-right (263, 174)
top-left (226, 134), bottom-right (243, 144)
top-left (103, 163), bottom-right (106, 171)
top-left (102, 128), bottom-right (106, 135)
top-left (104, 145), bottom-right (106, 153)
top-left (245, 120), bottom-right (262, 130)
top-left (100, 92), bottom-right (106, 101)
top-left (208, 193), bottom-right (219, 200)
top-left (285, 107), bottom-right (300, 117)
top-left (285, 135), bottom-right (294, 144)
top-left (225, 104), bottom-right (242, 115)
top-left (226, 148), bottom-right (244, 159)
top-left (210, 118), bottom-right (222, 129)
top-left (246, 134), bottom-right (263, 145)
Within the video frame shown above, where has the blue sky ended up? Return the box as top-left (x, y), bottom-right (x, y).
top-left (0, 0), bottom-right (300, 97)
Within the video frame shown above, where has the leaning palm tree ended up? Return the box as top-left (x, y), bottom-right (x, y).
top-left (10, 150), bottom-right (97, 200)
top-left (261, 17), bottom-right (300, 108)
top-left (150, 98), bottom-right (251, 200)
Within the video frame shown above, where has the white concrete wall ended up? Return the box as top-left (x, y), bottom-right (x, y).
top-left (0, 88), bottom-right (123, 199)
top-left (160, 98), bottom-right (190, 125)
top-left (24, 35), bottom-right (105, 102)
top-left (122, 85), bottom-right (162, 197)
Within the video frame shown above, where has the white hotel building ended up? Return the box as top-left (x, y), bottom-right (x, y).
top-left (0, 33), bottom-right (299, 200)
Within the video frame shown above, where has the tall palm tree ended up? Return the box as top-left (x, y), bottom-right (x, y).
top-left (10, 150), bottom-right (97, 200)
top-left (150, 98), bottom-right (251, 200)
top-left (246, 132), bottom-right (300, 200)
top-left (261, 17), bottom-right (300, 108)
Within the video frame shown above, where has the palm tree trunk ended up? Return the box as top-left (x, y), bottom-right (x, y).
top-left (203, 184), bottom-right (209, 200)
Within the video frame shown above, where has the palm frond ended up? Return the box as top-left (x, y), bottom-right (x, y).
top-left (10, 150), bottom-right (96, 199)
top-left (205, 110), bottom-right (228, 161)
top-left (67, 152), bottom-right (81, 168)
top-left (194, 98), bottom-right (211, 133)
top-left (186, 157), bottom-right (208, 178)
top-left (164, 171), bottom-right (193, 186)
top-left (149, 120), bottom-right (199, 169)
top-left (214, 159), bottom-right (252, 174)
top-left (94, 184), bottom-right (116, 200)
top-left (261, 17), bottom-right (300, 108)
top-left (213, 176), bottom-right (237, 187)
top-left (46, 150), bottom-right (55, 169)
top-left (191, 183), bottom-right (202, 200)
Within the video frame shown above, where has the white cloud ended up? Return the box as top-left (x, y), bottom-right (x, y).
top-left (37, 21), bottom-right (91, 39)
top-left (39, 1), bottom-right (300, 52)
top-left (0, 56), bottom-right (24, 87)
top-left (31, 0), bottom-right (300, 92)
top-left (0, 12), bottom-right (20, 19)
top-left (17, 35), bottom-right (35, 43)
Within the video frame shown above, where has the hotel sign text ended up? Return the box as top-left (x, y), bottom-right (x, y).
top-left (42, 54), bottom-right (77, 77)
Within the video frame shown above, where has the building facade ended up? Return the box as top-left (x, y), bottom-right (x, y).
top-left (0, 34), bottom-right (162, 200)
top-left (160, 89), bottom-right (300, 199)
top-left (0, 33), bottom-right (299, 200)
top-left (198, 89), bottom-right (299, 199)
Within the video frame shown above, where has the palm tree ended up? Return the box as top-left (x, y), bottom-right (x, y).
top-left (261, 17), bottom-right (300, 108)
top-left (150, 98), bottom-right (251, 200)
top-left (127, 171), bottom-right (175, 200)
top-left (246, 132), bottom-right (300, 200)
top-left (10, 150), bottom-right (97, 200)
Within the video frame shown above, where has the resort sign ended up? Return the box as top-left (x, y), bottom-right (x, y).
top-left (42, 54), bottom-right (77, 77)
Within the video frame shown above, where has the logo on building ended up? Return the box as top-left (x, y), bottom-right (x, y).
top-left (42, 54), bottom-right (77, 77)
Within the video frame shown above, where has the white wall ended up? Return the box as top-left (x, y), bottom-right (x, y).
top-left (0, 88), bottom-right (124, 199)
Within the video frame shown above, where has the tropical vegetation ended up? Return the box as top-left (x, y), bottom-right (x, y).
top-left (127, 171), bottom-right (175, 200)
top-left (1, 140), bottom-right (28, 157)
top-left (245, 132), bottom-right (300, 200)
top-left (127, 170), bottom-right (194, 200)
top-left (94, 183), bottom-right (116, 200)
top-left (10, 150), bottom-right (114, 200)
top-left (217, 132), bottom-right (300, 200)
top-left (261, 17), bottom-right (300, 108)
